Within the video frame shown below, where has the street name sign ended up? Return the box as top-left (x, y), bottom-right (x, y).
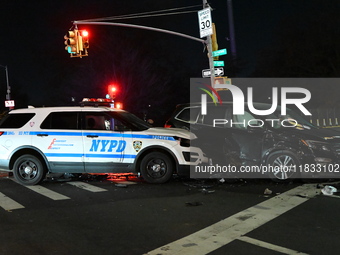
top-left (213, 61), bottom-right (224, 67)
top-left (212, 48), bottom-right (227, 57)
top-left (202, 67), bottom-right (224, 77)
top-left (198, 8), bottom-right (213, 38)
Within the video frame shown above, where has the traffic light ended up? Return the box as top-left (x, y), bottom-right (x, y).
top-left (81, 30), bottom-right (89, 49)
top-left (107, 84), bottom-right (117, 99)
top-left (211, 23), bottom-right (219, 60)
top-left (64, 29), bottom-right (89, 58)
top-left (64, 29), bottom-right (78, 54)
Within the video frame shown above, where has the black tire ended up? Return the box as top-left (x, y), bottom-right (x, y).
top-left (266, 151), bottom-right (300, 182)
top-left (13, 155), bottom-right (46, 185)
top-left (140, 152), bottom-right (174, 184)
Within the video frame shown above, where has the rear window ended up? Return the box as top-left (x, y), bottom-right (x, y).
top-left (0, 113), bottom-right (35, 128)
top-left (202, 106), bottom-right (229, 125)
top-left (176, 107), bottom-right (201, 123)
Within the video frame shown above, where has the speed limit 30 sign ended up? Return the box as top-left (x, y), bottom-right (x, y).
top-left (198, 8), bottom-right (213, 38)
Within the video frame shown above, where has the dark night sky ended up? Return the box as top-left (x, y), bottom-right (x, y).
top-left (0, 0), bottom-right (338, 122)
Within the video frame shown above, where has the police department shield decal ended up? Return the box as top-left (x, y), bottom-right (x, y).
top-left (133, 141), bottom-right (142, 152)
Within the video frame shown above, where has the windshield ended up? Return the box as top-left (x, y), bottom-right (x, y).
top-left (255, 106), bottom-right (316, 130)
top-left (111, 111), bottom-right (151, 131)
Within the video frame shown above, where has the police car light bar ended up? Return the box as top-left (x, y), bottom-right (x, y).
top-left (82, 98), bottom-right (113, 103)
top-left (81, 98), bottom-right (122, 109)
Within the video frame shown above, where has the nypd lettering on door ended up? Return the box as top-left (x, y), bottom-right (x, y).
top-left (90, 139), bottom-right (126, 152)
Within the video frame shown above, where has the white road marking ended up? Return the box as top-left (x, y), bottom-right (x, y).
top-left (145, 184), bottom-right (319, 255)
top-left (24, 185), bottom-right (70, 200)
top-left (237, 236), bottom-right (309, 255)
top-left (0, 192), bottom-right (25, 211)
top-left (10, 178), bottom-right (71, 200)
top-left (66, 181), bottom-right (107, 192)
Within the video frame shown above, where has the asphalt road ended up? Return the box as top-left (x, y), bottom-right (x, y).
top-left (0, 174), bottom-right (340, 255)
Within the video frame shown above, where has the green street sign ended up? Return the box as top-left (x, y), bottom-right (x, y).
top-left (212, 48), bottom-right (227, 57)
top-left (214, 61), bottom-right (224, 67)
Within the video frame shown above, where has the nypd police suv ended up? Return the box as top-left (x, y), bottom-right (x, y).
top-left (0, 104), bottom-right (207, 185)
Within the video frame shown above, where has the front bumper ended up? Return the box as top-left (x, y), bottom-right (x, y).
top-left (177, 146), bottom-right (209, 177)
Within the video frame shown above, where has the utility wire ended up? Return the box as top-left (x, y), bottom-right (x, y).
top-left (89, 10), bottom-right (199, 21)
top-left (102, 4), bottom-right (202, 20)
top-left (100, 10), bottom-right (198, 21)
top-left (78, 4), bottom-right (202, 22)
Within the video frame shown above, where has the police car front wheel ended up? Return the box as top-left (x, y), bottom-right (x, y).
top-left (140, 152), bottom-right (174, 184)
top-left (13, 155), bottom-right (46, 185)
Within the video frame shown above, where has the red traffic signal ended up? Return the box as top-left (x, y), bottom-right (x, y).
top-left (107, 84), bottom-right (118, 99)
top-left (80, 30), bottom-right (89, 49)
top-left (81, 30), bottom-right (88, 37)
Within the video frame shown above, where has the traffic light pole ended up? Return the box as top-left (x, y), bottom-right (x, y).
top-left (202, 0), bottom-right (216, 90)
top-left (74, 3), bottom-right (218, 90)
top-left (74, 19), bottom-right (216, 89)
top-left (73, 21), bottom-right (205, 44)
top-left (0, 65), bottom-right (11, 100)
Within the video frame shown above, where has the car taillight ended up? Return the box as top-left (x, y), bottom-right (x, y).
top-left (0, 132), bottom-right (4, 136)
top-left (164, 124), bottom-right (172, 128)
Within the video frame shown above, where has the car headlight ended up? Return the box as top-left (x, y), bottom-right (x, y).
top-left (302, 140), bottom-right (331, 152)
top-left (174, 137), bottom-right (190, 147)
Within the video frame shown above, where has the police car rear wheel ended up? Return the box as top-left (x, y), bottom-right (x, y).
top-left (140, 152), bottom-right (173, 184)
top-left (13, 155), bottom-right (46, 185)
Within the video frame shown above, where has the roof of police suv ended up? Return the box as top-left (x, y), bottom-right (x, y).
top-left (9, 106), bottom-right (126, 114)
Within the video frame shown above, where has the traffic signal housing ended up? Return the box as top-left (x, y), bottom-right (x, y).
top-left (211, 23), bottom-right (219, 60)
top-left (64, 29), bottom-right (89, 58)
top-left (64, 30), bottom-right (78, 54)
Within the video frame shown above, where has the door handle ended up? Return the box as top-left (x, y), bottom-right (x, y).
top-left (87, 135), bottom-right (98, 138)
top-left (37, 134), bottom-right (49, 137)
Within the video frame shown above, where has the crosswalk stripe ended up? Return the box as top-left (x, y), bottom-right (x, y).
top-left (24, 185), bottom-right (70, 200)
top-left (145, 184), bottom-right (318, 255)
top-left (237, 236), bottom-right (309, 255)
top-left (0, 192), bottom-right (25, 211)
top-left (66, 181), bottom-right (107, 192)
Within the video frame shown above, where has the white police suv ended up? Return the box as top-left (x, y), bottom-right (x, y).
top-left (0, 105), bottom-right (207, 185)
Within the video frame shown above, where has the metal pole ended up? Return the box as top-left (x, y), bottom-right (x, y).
top-left (0, 65), bottom-right (11, 100)
top-left (227, 0), bottom-right (237, 59)
top-left (74, 19), bottom-right (214, 89)
top-left (73, 21), bottom-right (205, 44)
top-left (75, 10), bottom-right (215, 88)
top-left (202, 0), bottom-right (215, 89)
top-left (5, 66), bottom-right (10, 100)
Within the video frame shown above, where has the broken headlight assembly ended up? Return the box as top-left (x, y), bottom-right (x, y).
top-left (302, 140), bottom-right (331, 152)
top-left (174, 137), bottom-right (190, 147)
